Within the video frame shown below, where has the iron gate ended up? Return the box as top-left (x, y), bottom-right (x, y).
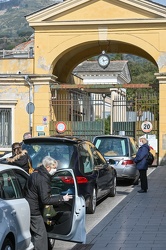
top-left (50, 88), bottom-right (159, 143)
top-left (112, 90), bottom-right (159, 141)
top-left (50, 90), bottom-right (105, 141)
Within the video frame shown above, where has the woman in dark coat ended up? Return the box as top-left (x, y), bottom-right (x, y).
top-left (6, 142), bottom-right (30, 173)
top-left (134, 137), bottom-right (150, 193)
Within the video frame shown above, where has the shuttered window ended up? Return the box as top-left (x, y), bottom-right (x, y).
top-left (0, 108), bottom-right (12, 147)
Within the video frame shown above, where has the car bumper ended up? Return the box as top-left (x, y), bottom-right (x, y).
top-left (115, 165), bottom-right (139, 180)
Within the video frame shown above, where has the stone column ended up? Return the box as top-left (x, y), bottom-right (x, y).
top-left (155, 73), bottom-right (166, 165)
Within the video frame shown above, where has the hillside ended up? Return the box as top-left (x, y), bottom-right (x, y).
top-left (0, 0), bottom-right (64, 49)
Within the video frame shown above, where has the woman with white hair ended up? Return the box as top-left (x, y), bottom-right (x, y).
top-left (25, 156), bottom-right (72, 250)
top-left (134, 137), bottom-right (150, 193)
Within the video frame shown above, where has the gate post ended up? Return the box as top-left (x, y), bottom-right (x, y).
top-left (155, 74), bottom-right (166, 165)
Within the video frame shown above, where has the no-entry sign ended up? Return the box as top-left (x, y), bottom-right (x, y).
top-left (141, 121), bottom-right (153, 133)
top-left (56, 122), bottom-right (66, 133)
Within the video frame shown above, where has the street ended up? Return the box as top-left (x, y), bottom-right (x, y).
top-left (54, 167), bottom-right (156, 250)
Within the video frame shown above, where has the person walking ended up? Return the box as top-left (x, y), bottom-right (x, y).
top-left (6, 142), bottom-right (31, 174)
top-left (25, 156), bottom-right (72, 250)
top-left (134, 137), bottom-right (150, 193)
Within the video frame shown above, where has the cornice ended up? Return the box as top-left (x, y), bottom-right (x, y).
top-left (31, 18), bottom-right (166, 27)
top-left (26, 0), bottom-right (166, 24)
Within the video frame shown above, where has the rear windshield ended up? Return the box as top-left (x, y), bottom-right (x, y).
top-left (94, 137), bottom-right (129, 157)
top-left (22, 142), bottom-right (75, 169)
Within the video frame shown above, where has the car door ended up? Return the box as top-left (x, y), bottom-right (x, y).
top-left (0, 169), bottom-right (32, 250)
top-left (92, 147), bottom-right (114, 197)
top-left (46, 169), bottom-right (86, 243)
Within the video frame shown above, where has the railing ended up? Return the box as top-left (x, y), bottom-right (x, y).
top-left (0, 48), bottom-right (34, 58)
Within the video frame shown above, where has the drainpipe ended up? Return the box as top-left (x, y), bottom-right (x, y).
top-left (24, 75), bottom-right (33, 135)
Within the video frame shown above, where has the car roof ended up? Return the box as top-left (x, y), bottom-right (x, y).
top-left (93, 135), bottom-right (133, 139)
top-left (23, 136), bottom-right (90, 144)
top-left (0, 163), bottom-right (28, 173)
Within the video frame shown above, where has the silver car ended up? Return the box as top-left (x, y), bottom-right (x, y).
top-left (93, 135), bottom-right (139, 183)
top-left (0, 164), bottom-right (33, 250)
top-left (0, 163), bottom-right (86, 249)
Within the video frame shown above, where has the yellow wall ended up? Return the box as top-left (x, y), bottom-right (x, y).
top-left (0, 58), bottom-right (34, 74)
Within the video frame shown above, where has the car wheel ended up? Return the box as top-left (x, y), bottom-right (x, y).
top-left (2, 238), bottom-right (14, 250)
top-left (86, 188), bottom-right (97, 214)
top-left (48, 238), bottom-right (55, 250)
top-left (108, 176), bottom-right (116, 197)
top-left (132, 176), bottom-right (140, 185)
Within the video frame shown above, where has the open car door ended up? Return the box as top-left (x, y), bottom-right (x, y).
top-left (45, 169), bottom-right (86, 244)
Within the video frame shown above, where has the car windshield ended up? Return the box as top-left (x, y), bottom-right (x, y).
top-left (23, 142), bottom-right (75, 169)
top-left (94, 137), bottom-right (129, 157)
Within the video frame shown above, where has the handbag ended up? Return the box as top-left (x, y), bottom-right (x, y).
top-left (43, 205), bottom-right (57, 225)
top-left (28, 159), bottom-right (34, 174)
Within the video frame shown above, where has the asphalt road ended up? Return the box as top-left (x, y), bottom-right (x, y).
top-left (54, 167), bottom-right (156, 250)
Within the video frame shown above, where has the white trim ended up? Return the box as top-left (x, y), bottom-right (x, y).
top-left (0, 101), bottom-right (18, 150)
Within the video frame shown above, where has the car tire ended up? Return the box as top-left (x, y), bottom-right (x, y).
top-left (132, 176), bottom-right (139, 185)
top-left (86, 188), bottom-right (97, 214)
top-left (48, 238), bottom-right (55, 250)
top-left (2, 238), bottom-right (14, 250)
top-left (108, 176), bottom-right (116, 197)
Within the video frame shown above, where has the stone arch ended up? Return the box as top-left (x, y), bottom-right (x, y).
top-left (50, 36), bottom-right (158, 82)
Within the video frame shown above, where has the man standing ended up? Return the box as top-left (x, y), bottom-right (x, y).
top-left (134, 137), bottom-right (149, 193)
top-left (25, 156), bottom-right (72, 250)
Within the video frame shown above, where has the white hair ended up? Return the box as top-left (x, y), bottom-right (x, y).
top-left (42, 156), bottom-right (58, 168)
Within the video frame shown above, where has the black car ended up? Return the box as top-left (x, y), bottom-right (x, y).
top-left (22, 136), bottom-right (117, 214)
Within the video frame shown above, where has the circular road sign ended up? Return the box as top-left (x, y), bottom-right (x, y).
top-left (141, 121), bottom-right (153, 133)
top-left (26, 102), bottom-right (35, 114)
top-left (56, 122), bottom-right (66, 133)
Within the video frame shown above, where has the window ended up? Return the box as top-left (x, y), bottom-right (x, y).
top-left (0, 170), bottom-right (23, 199)
top-left (0, 108), bottom-right (12, 147)
top-left (79, 143), bottom-right (93, 174)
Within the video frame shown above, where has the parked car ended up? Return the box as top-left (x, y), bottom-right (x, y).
top-left (0, 163), bottom-right (86, 249)
top-left (93, 135), bottom-right (139, 184)
top-left (0, 164), bottom-right (33, 250)
top-left (22, 136), bottom-right (117, 214)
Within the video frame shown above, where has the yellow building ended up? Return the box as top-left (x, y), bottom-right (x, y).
top-left (0, 0), bottom-right (166, 163)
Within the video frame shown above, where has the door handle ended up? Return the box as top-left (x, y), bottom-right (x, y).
top-left (11, 210), bottom-right (16, 215)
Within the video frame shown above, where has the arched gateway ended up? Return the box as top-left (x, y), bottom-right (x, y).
top-left (0, 0), bottom-right (166, 163)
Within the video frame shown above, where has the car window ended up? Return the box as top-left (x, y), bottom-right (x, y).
top-left (79, 143), bottom-right (94, 174)
top-left (94, 137), bottom-right (128, 157)
top-left (0, 170), bottom-right (23, 199)
top-left (50, 170), bottom-right (75, 196)
top-left (129, 138), bottom-right (138, 155)
top-left (23, 142), bottom-right (75, 169)
top-left (14, 169), bottom-right (29, 196)
top-left (92, 149), bottom-right (106, 165)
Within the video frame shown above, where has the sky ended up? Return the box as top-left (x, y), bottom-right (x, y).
top-left (152, 0), bottom-right (166, 6)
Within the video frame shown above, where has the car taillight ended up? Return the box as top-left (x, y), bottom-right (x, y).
top-left (76, 176), bottom-right (88, 184)
top-left (59, 176), bottom-right (88, 184)
top-left (122, 160), bottom-right (135, 165)
top-left (60, 176), bottom-right (74, 184)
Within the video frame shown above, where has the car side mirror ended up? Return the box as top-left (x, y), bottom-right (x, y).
top-left (109, 159), bottom-right (116, 165)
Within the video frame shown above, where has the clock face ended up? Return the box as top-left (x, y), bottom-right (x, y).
top-left (98, 54), bottom-right (110, 68)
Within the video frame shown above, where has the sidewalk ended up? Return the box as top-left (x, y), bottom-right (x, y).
top-left (73, 166), bottom-right (166, 250)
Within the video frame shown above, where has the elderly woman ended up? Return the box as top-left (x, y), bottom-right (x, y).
top-left (134, 137), bottom-right (150, 193)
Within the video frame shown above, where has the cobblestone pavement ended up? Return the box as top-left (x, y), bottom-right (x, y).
top-left (83, 166), bottom-right (166, 250)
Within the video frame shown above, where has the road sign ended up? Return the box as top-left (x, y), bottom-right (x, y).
top-left (26, 102), bottom-right (35, 114)
top-left (141, 121), bottom-right (153, 133)
top-left (56, 121), bottom-right (66, 133)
